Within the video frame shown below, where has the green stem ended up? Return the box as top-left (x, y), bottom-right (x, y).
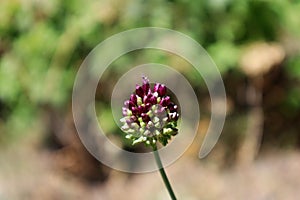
top-left (152, 144), bottom-right (177, 200)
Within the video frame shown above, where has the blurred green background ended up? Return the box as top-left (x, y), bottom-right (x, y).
top-left (1, 0), bottom-right (300, 199)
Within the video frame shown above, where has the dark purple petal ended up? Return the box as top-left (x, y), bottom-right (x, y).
top-left (160, 96), bottom-right (170, 107)
top-left (145, 103), bottom-right (152, 110)
top-left (170, 105), bottom-right (178, 112)
top-left (138, 105), bottom-right (147, 113)
top-left (128, 101), bottom-right (135, 109)
top-left (168, 102), bottom-right (178, 112)
top-left (135, 85), bottom-right (144, 97)
top-left (149, 96), bottom-right (157, 105)
top-left (144, 94), bottom-right (156, 105)
top-left (153, 83), bottom-right (159, 92)
top-left (157, 84), bottom-right (166, 96)
top-left (142, 82), bottom-right (150, 94)
top-left (141, 113), bottom-right (150, 122)
top-left (130, 94), bottom-right (137, 104)
top-left (131, 107), bottom-right (139, 115)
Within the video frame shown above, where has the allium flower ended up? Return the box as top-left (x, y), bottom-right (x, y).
top-left (120, 76), bottom-right (179, 146)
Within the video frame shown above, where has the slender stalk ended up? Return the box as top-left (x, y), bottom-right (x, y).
top-left (152, 144), bottom-right (177, 200)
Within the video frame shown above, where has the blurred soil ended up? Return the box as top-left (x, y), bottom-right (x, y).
top-left (0, 134), bottom-right (300, 200)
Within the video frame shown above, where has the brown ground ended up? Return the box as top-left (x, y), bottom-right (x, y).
top-left (0, 135), bottom-right (300, 200)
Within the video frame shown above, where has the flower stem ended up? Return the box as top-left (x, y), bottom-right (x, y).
top-left (152, 144), bottom-right (177, 200)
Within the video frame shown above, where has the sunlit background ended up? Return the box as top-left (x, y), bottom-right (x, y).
top-left (1, 0), bottom-right (300, 199)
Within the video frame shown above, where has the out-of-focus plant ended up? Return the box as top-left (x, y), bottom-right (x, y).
top-left (0, 0), bottom-right (300, 149)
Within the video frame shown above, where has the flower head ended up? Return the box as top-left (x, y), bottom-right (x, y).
top-left (120, 77), bottom-right (179, 146)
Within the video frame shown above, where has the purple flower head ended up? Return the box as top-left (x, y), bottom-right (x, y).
top-left (153, 83), bottom-right (167, 97)
top-left (120, 76), bottom-right (179, 146)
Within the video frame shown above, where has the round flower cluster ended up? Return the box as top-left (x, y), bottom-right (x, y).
top-left (120, 77), bottom-right (179, 146)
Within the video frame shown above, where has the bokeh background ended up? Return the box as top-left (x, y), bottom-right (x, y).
top-left (1, 0), bottom-right (300, 199)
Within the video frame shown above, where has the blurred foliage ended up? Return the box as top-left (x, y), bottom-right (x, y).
top-left (0, 0), bottom-right (300, 146)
